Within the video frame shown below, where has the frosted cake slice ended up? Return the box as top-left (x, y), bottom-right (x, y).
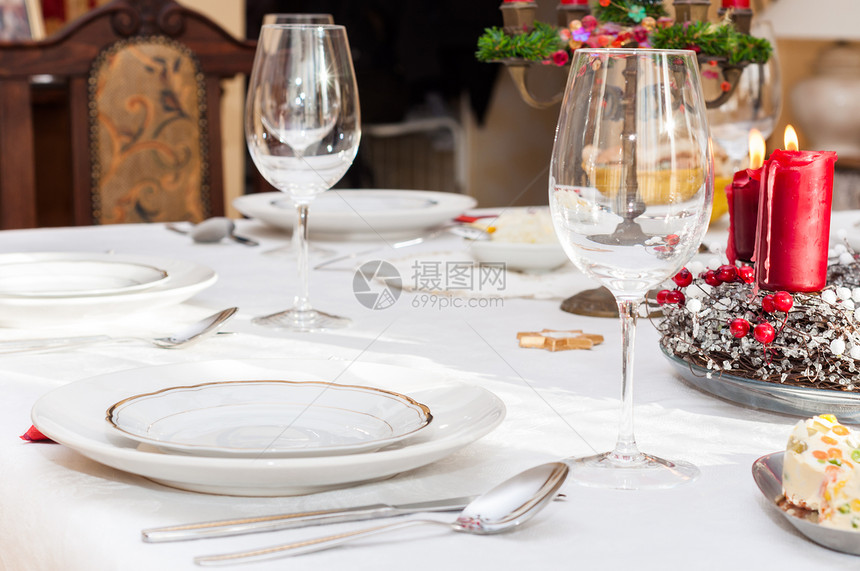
top-left (783, 414), bottom-right (860, 530)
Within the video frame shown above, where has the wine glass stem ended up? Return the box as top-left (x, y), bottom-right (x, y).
top-left (614, 298), bottom-right (642, 461)
top-left (728, 155), bottom-right (745, 176)
top-left (293, 202), bottom-right (312, 314)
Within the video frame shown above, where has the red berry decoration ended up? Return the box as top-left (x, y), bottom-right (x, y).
top-left (656, 289), bottom-right (671, 304)
top-left (673, 268), bottom-right (693, 288)
top-left (716, 265), bottom-right (738, 283)
top-left (665, 234), bottom-right (680, 246)
top-left (737, 265), bottom-right (754, 284)
top-left (703, 270), bottom-right (721, 287)
top-left (773, 291), bottom-right (794, 312)
top-left (761, 294), bottom-right (776, 313)
top-left (666, 289), bottom-right (685, 305)
top-left (730, 318), bottom-right (750, 338)
top-left (753, 322), bottom-right (776, 344)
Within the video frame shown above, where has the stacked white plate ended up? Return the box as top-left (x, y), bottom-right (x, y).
top-left (0, 252), bottom-right (216, 326)
top-left (31, 359), bottom-right (506, 496)
top-left (234, 189), bottom-right (478, 240)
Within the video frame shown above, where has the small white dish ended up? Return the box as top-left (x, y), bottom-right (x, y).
top-left (470, 240), bottom-right (569, 273)
top-left (233, 189), bottom-right (477, 240)
top-left (106, 380), bottom-right (432, 458)
top-left (465, 207), bottom-right (569, 272)
top-left (0, 259), bottom-right (168, 298)
top-left (0, 252), bottom-right (215, 326)
top-left (31, 359), bottom-right (505, 496)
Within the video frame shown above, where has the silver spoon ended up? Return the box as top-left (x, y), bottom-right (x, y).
top-left (194, 461), bottom-right (568, 566)
top-left (166, 218), bottom-right (258, 247)
top-left (0, 307), bottom-right (238, 353)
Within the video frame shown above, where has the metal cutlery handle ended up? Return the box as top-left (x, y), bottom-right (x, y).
top-left (194, 519), bottom-right (443, 566)
top-left (313, 227), bottom-right (450, 270)
top-left (143, 504), bottom-right (395, 543)
top-left (228, 233), bottom-right (259, 247)
top-left (142, 496), bottom-right (474, 543)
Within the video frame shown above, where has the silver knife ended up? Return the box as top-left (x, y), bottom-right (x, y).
top-left (313, 225), bottom-right (489, 270)
top-left (141, 496), bottom-right (475, 543)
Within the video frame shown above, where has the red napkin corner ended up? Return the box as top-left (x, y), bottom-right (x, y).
top-left (20, 425), bottom-right (54, 443)
top-left (453, 214), bottom-right (497, 224)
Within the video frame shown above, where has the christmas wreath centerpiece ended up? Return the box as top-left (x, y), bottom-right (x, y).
top-left (657, 238), bottom-right (860, 393)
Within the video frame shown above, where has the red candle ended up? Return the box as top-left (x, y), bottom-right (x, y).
top-left (726, 168), bottom-right (762, 263)
top-left (755, 127), bottom-right (837, 292)
top-left (727, 130), bottom-right (766, 264)
top-left (721, 0), bottom-right (751, 8)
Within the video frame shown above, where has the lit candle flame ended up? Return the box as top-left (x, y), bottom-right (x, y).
top-left (784, 125), bottom-right (799, 151)
top-left (749, 129), bottom-right (765, 169)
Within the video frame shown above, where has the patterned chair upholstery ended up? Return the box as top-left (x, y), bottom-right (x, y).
top-left (90, 38), bottom-right (209, 223)
top-left (0, 0), bottom-right (256, 228)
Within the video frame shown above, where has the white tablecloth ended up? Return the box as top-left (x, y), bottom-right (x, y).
top-left (0, 219), bottom-right (856, 570)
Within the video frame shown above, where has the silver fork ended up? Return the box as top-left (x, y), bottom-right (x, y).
top-left (0, 307), bottom-right (237, 353)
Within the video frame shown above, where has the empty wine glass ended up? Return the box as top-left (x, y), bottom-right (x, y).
top-left (549, 49), bottom-right (713, 489)
top-left (263, 13), bottom-right (334, 25)
top-left (706, 20), bottom-right (781, 174)
top-left (257, 13), bottom-right (337, 260)
top-left (245, 24), bottom-right (360, 331)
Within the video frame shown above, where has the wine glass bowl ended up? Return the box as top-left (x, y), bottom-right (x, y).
top-left (263, 13), bottom-right (335, 26)
top-left (549, 49), bottom-right (713, 489)
top-left (245, 24), bottom-right (360, 331)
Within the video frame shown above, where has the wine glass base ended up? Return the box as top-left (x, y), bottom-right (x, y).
top-left (252, 309), bottom-right (350, 332)
top-left (564, 450), bottom-right (699, 490)
top-left (263, 242), bottom-right (336, 259)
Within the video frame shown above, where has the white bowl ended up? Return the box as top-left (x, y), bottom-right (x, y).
top-left (469, 240), bottom-right (569, 272)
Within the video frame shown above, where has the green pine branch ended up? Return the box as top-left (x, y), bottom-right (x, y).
top-left (476, 21), bottom-right (566, 62)
top-left (650, 21), bottom-right (772, 64)
top-left (475, 16), bottom-right (772, 66)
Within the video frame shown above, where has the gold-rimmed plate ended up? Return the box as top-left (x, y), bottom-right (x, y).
top-left (106, 380), bottom-right (432, 458)
top-left (31, 359), bottom-right (505, 496)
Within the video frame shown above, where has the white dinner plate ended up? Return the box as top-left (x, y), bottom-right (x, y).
top-left (31, 359), bottom-right (505, 496)
top-left (0, 258), bottom-right (168, 297)
top-left (106, 380), bottom-right (432, 458)
top-left (233, 189), bottom-right (478, 240)
top-left (0, 253), bottom-right (215, 327)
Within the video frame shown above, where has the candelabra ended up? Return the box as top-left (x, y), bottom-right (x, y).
top-left (498, 0), bottom-right (755, 112)
top-left (493, 0), bottom-right (762, 316)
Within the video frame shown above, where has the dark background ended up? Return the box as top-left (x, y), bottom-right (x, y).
top-left (245, 0), bottom-right (501, 125)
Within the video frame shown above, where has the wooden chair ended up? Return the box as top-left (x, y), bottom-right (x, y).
top-left (0, 0), bottom-right (256, 228)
